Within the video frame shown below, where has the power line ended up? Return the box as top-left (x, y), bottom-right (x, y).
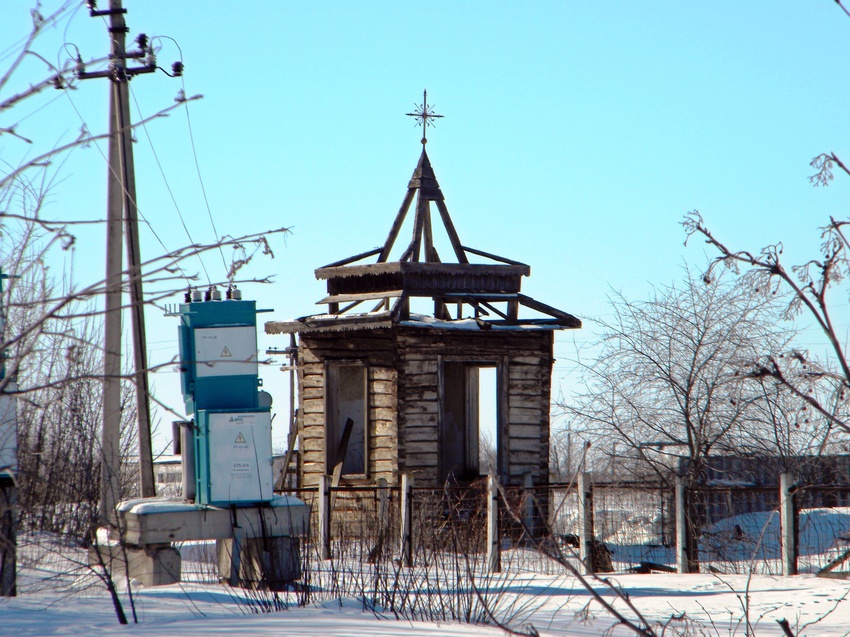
top-left (154, 36), bottom-right (228, 280)
top-left (127, 83), bottom-right (206, 285)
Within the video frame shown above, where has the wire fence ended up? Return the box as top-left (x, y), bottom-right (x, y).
top-left (688, 483), bottom-right (850, 575)
top-left (279, 475), bottom-right (850, 578)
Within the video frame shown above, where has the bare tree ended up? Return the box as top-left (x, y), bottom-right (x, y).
top-left (684, 207), bottom-right (850, 439)
top-left (561, 269), bottom-right (793, 486)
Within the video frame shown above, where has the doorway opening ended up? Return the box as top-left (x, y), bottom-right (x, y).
top-left (439, 362), bottom-right (499, 483)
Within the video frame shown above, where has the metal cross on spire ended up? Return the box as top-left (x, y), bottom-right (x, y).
top-left (406, 89), bottom-right (443, 145)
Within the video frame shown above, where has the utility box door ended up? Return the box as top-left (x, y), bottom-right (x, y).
top-left (194, 326), bottom-right (258, 378)
top-left (207, 411), bottom-right (273, 503)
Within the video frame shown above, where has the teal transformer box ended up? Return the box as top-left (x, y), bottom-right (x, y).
top-left (176, 291), bottom-right (273, 506)
top-left (177, 297), bottom-right (262, 414)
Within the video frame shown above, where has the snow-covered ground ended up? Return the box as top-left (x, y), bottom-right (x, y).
top-left (3, 538), bottom-right (850, 636)
top-left (3, 570), bottom-right (850, 636)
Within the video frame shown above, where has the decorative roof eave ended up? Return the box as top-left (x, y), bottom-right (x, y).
top-left (265, 312), bottom-right (579, 336)
top-left (265, 312), bottom-right (394, 335)
top-left (265, 291), bottom-right (581, 336)
top-left (316, 261), bottom-right (530, 280)
top-left (318, 244), bottom-right (529, 272)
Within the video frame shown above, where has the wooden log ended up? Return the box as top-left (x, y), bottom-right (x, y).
top-left (403, 401), bottom-right (439, 416)
top-left (509, 394), bottom-right (545, 409)
top-left (396, 350), bottom-right (439, 361)
top-left (299, 425), bottom-right (325, 441)
top-left (300, 359), bottom-right (324, 372)
top-left (401, 371), bottom-right (438, 385)
top-left (508, 406), bottom-right (543, 424)
top-left (509, 379), bottom-right (547, 394)
top-left (301, 398), bottom-right (324, 414)
top-left (301, 374), bottom-right (324, 389)
top-left (399, 387), bottom-right (438, 401)
top-left (371, 367), bottom-right (396, 381)
top-left (403, 360), bottom-right (439, 375)
top-left (302, 386), bottom-right (324, 400)
top-left (302, 412), bottom-right (326, 427)
top-left (403, 427), bottom-right (439, 443)
top-left (302, 446), bottom-right (325, 461)
top-left (508, 450), bottom-right (542, 465)
top-left (509, 355), bottom-right (545, 366)
top-left (508, 466), bottom-right (541, 480)
top-left (402, 413), bottom-right (439, 427)
top-left (367, 406), bottom-right (396, 422)
top-left (373, 421), bottom-right (397, 437)
top-left (299, 348), bottom-right (322, 364)
top-left (508, 424), bottom-right (542, 439)
top-left (405, 452), bottom-right (439, 467)
top-left (370, 447), bottom-right (398, 462)
top-left (818, 546), bottom-right (850, 575)
top-left (509, 437), bottom-right (543, 453)
top-left (372, 460), bottom-right (397, 476)
top-left (372, 381), bottom-right (395, 396)
top-left (509, 367), bottom-right (544, 382)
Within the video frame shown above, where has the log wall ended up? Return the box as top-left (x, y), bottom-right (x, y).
top-left (297, 330), bottom-right (398, 490)
top-left (295, 326), bottom-right (554, 490)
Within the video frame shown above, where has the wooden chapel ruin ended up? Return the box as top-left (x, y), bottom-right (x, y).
top-left (265, 93), bottom-right (581, 494)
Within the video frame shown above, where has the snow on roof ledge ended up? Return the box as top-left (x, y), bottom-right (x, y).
top-left (399, 313), bottom-right (562, 331)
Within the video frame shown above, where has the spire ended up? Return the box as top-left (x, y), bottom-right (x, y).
top-left (407, 148), bottom-right (443, 201)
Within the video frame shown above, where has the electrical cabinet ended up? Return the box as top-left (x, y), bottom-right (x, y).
top-left (177, 298), bottom-right (261, 414)
top-left (195, 408), bottom-right (273, 506)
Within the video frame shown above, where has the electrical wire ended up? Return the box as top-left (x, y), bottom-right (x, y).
top-left (59, 77), bottom-right (191, 310)
top-left (7, 90), bottom-right (65, 129)
top-left (154, 36), bottom-right (229, 279)
top-left (128, 82), bottom-right (206, 285)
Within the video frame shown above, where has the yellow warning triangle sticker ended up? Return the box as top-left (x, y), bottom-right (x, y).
top-left (234, 432), bottom-right (246, 444)
top-left (220, 346), bottom-right (233, 358)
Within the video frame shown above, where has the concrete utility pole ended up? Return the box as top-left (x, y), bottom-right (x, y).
top-left (81, 0), bottom-right (166, 521)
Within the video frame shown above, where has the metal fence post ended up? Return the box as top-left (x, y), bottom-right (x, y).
top-left (780, 472), bottom-right (797, 576)
top-left (318, 474), bottom-right (330, 560)
top-left (400, 473), bottom-right (414, 567)
top-left (487, 474), bottom-right (501, 573)
top-left (675, 476), bottom-right (688, 574)
top-left (579, 472), bottom-right (594, 574)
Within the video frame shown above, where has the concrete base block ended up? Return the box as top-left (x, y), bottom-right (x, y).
top-left (90, 542), bottom-right (181, 587)
top-left (217, 536), bottom-right (300, 590)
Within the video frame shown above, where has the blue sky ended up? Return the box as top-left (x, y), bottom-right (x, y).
top-left (4, 2), bottom-right (850, 452)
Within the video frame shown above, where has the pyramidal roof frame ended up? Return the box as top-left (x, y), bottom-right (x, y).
top-left (268, 92), bottom-right (580, 334)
